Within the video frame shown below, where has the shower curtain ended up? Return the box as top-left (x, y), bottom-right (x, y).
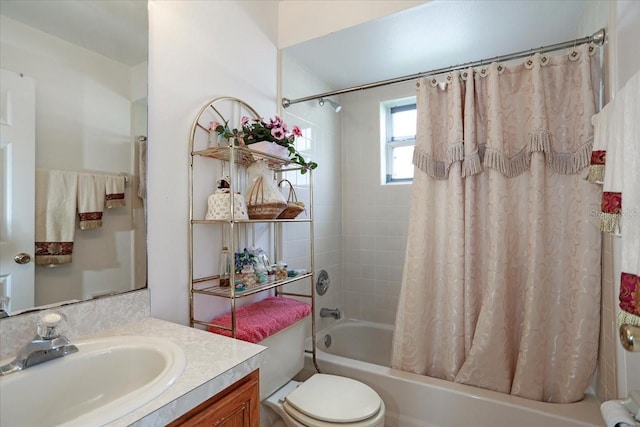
top-left (391, 44), bottom-right (602, 403)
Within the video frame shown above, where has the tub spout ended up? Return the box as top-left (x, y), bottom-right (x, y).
top-left (320, 308), bottom-right (341, 319)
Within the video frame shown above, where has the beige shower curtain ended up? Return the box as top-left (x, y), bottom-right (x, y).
top-left (392, 44), bottom-right (602, 403)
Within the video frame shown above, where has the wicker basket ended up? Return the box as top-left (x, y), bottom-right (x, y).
top-left (277, 179), bottom-right (306, 219)
top-left (246, 176), bottom-right (286, 219)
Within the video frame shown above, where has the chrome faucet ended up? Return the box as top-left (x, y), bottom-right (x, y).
top-left (0, 311), bottom-right (78, 376)
top-left (320, 307), bottom-right (341, 319)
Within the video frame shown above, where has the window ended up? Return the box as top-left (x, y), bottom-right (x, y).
top-left (381, 98), bottom-right (416, 184)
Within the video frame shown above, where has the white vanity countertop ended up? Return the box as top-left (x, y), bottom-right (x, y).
top-left (88, 317), bottom-right (266, 426)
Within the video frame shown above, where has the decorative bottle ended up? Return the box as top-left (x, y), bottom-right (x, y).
top-left (275, 261), bottom-right (288, 280)
top-left (218, 247), bottom-right (231, 287)
top-left (255, 265), bottom-right (268, 283)
top-left (240, 264), bottom-right (256, 287)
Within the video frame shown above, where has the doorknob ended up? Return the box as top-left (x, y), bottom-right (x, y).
top-left (14, 253), bottom-right (31, 264)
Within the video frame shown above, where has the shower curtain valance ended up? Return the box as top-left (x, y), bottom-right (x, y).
top-left (413, 43), bottom-right (599, 180)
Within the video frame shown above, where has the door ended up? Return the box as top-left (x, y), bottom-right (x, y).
top-left (0, 69), bottom-right (36, 314)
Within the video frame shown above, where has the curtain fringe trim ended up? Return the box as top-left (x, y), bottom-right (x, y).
top-left (617, 310), bottom-right (640, 328)
top-left (462, 152), bottom-right (483, 177)
top-left (413, 141), bottom-right (464, 180)
top-left (484, 132), bottom-right (592, 178)
top-left (414, 132), bottom-right (592, 179)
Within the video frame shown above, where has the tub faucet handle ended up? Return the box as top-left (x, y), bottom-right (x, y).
top-left (620, 324), bottom-right (640, 352)
top-left (320, 307), bottom-right (341, 319)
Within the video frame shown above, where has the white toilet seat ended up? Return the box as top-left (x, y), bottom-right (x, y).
top-left (285, 374), bottom-right (382, 423)
top-left (283, 399), bottom-right (385, 427)
top-left (270, 374), bottom-right (384, 427)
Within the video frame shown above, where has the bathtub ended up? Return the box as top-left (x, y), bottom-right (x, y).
top-left (302, 319), bottom-right (604, 427)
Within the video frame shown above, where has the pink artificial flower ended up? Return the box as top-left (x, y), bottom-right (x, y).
top-left (271, 127), bottom-right (285, 140)
top-left (209, 121), bottom-right (221, 131)
top-left (292, 126), bottom-right (302, 137)
top-left (241, 116), bottom-right (250, 125)
top-left (269, 116), bottom-right (283, 129)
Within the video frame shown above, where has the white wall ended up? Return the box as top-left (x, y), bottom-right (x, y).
top-left (0, 15), bottom-right (139, 304)
top-left (147, 0), bottom-right (279, 325)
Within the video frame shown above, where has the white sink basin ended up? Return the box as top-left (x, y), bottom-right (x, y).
top-left (0, 335), bottom-right (186, 426)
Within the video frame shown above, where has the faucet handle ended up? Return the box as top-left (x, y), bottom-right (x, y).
top-left (37, 310), bottom-right (67, 339)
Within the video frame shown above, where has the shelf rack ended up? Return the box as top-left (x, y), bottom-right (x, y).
top-left (187, 97), bottom-right (317, 370)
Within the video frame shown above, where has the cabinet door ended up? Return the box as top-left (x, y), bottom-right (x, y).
top-left (169, 370), bottom-right (259, 427)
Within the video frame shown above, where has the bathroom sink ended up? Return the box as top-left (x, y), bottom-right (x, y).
top-left (0, 335), bottom-right (186, 426)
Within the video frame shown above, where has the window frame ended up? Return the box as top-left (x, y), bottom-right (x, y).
top-left (382, 98), bottom-right (416, 184)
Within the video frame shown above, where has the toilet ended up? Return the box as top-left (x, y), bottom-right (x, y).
top-left (259, 317), bottom-right (385, 427)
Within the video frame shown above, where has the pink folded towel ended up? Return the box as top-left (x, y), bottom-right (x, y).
top-left (208, 297), bottom-right (311, 343)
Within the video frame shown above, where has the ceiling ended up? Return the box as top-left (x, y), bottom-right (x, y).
top-left (0, 0), bottom-right (589, 88)
top-left (284, 0), bottom-right (589, 91)
top-left (0, 0), bottom-right (148, 66)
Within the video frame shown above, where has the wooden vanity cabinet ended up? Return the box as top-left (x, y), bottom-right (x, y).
top-left (168, 370), bottom-right (259, 427)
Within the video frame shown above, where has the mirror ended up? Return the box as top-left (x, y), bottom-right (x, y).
top-left (0, 0), bottom-right (148, 315)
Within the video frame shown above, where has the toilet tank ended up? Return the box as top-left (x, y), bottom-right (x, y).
top-left (258, 316), bottom-right (309, 399)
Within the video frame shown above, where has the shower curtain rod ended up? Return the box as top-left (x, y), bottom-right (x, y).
top-left (282, 28), bottom-right (606, 109)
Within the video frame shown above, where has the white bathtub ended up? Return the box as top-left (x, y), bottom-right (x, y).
top-left (303, 319), bottom-right (604, 427)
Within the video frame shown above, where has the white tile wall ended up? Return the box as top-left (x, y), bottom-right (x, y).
top-left (340, 82), bottom-right (415, 324)
top-left (282, 53), bottom-right (416, 326)
top-left (281, 52), bottom-right (343, 332)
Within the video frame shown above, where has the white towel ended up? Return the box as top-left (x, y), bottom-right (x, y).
top-left (593, 97), bottom-right (624, 234)
top-left (618, 71), bottom-right (640, 327)
top-left (105, 175), bottom-right (126, 208)
top-left (586, 105), bottom-right (608, 184)
top-left (77, 173), bottom-right (106, 230)
top-left (591, 70), bottom-right (640, 326)
top-left (586, 44), bottom-right (610, 186)
top-left (600, 400), bottom-right (638, 427)
top-left (35, 169), bottom-right (78, 265)
top-left (620, 71), bottom-right (640, 278)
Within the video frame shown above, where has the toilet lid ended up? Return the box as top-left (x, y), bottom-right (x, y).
top-left (284, 374), bottom-right (382, 423)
